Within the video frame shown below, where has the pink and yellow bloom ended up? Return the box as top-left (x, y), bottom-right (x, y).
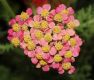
top-left (8, 4), bottom-right (83, 75)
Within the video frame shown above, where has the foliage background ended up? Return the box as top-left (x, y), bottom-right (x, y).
top-left (0, 0), bottom-right (94, 80)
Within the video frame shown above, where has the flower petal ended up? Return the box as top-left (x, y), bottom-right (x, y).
top-left (74, 20), bottom-right (80, 27)
top-left (37, 7), bottom-right (43, 14)
top-left (58, 69), bottom-right (64, 74)
top-left (43, 4), bottom-right (51, 11)
top-left (39, 38), bottom-right (48, 46)
top-left (49, 46), bottom-right (57, 55)
top-left (67, 7), bottom-right (74, 15)
top-left (67, 29), bottom-right (75, 36)
top-left (43, 53), bottom-right (50, 60)
top-left (51, 62), bottom-right (59, 69)
top-left (9, 19), bottom-right (16, 25)
top-left (33, 15), bottom-right (41, 21)
top-left (31, 58), bottom-right (38, 64)
top-left (42, 65), bottom-right (50, 72)
top-left (27, 51), bottom-right (35, 58)
top-left (68, 66), bottom-right (76, 74)
top-left (36, 63), bottom-right (41, 68)
top-left (49, 22), bottom-right (55, 29)
top-left (26, 8), bottom-right (32, 16)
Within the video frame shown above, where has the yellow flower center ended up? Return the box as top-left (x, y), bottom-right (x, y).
top-left (20, 12), bottom-right (29, 20)
top-left (39, 60), bottom-right (47, 66)
top-left (53, 26), bottom-right (61, 34)
top-left (60, 9), bottom-right (69, 15)
top-left (22, 25), bottom-right (28, 31)
top-left (64, 51), bottom-right (73, 58)
top-left (42, 45), bottom-right (50, 53)
top-left (44, 33), bottom-right (52, 42)
top-left (54, 14), bottom-right (62, 22)
top-left (12, 23), bottom-right (20, 32)
top-left (62, 62), bottom-right (71, 70)
top-left (27, 41), bottom-right (36, 51)
top-left (36, 53), bottom-right (43, 60)
top-left (55, 42), bottom-right (63, 51)
top-left (70, 38), bottom-right (76, 46)
top-left (24, 35), bottom-right (31, 43)
top-left (35, 30), bottom-right (43, 39)
top-left (33, 21), bottom-right (40, 29)
top-left (54, 54), bottom-right (62, 62)
top-left (63, 34), bottom-right (70, 41)
top-left (67, 21), bottom-right (75, 29)
top-left (41, 9), bottom-right (49, 17)
top-left (41, 20), bottom-right (48, 29)
top-left (11, 37), bottom-right (20, 47)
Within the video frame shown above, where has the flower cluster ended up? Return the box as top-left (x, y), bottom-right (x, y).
top-left (8, 4), bottom-right (83, 74)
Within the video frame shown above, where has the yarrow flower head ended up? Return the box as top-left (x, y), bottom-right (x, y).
top-left (8, 4), bottom-right (83, 75)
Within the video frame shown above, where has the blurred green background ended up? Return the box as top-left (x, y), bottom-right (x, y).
top-left (0, 0), bottom-right (94, 80)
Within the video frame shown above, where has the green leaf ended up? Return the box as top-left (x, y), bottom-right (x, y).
top-left (76, 5), bottom-right (94, 40)
top-left (0, 44), bottom-right (14, 53)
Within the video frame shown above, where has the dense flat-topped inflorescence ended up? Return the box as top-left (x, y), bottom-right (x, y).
top-left (8, 4), bottom-right (83, 74)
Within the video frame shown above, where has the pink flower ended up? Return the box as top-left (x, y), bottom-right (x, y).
top-left (53, 34), bottom-right (59, 41)
top-left (55, 4), bottom-right (66, 13)
top-left (75, 35), bottom-right (83, 46)
top-left (31, 58), bottom-right (38, 64)
top-left (72, 46), bottom-right (80, 57)
top-left (33, 15), bottom-right (42, 22)
top-left (58, 69), bottom-right (64, 74)
top-left (29, 15), bottom-right (41, 28)
top-left (61, 30), bottom-right (67, 35)
top-left (74, 20), bottom-right (80, 27)
top-left (50, 9), bottom-right (56, 15)
top-left (51, 62), bottom-right (60, 69)
top-left (47, 57), bottom-right (53, 63)
top-left (7, 35), bottom-right (12, 41)
top-left (63, 43), bottom-right (70, 51)
top-left (35, 46), bottom-right (42, 53)
top-left (24, 50), bottom-right (28, 55)
top-left (36, 63), bottom-right (41, 68)
top-left (30, 29), bottom-right (36, 40)
top-left (68, 15), bottom-right (75, 21)
top-left (39, 38), bottom-right (48, 46)
top-left (8, 29), bottom-right (13, 35)
top-left (17, 31), bottom-right (24, 41)
top-left (27, 51), bottom-right (35, 58)
top-left (66, 29), bottom-right (75, 36)
top-left (20, 42), bottom-right (27, 49)
top-left (67, 7), bottom-right (74, 15)
top-left (8, 4), bottom-right (83, 75)
top-left (49, 22), bottom-right (55, 29)
top-left (26, 8), bottom-right (32, 16)
top-left (43, 53), bottom-right (50, 60)
top-left (59, 50), bottom-right (66, 56)
top-left (49, 46), bottom-right (57, 55)
top-left (42, 65), bottom-right (50, 72)
top-left (37, 4), bottom-right (51, 14)
top-left (9, 19), bottom-right (16, 25)
top-left (68, 66), bottom-right (76, 74)
top-left (46, 9), bottom-right (56, 22)
top-left (62, 14), bottom-right (69, 24)
top-left (15, 15), bottom-right (20, 22)
top-left (63, 58), bottom-right (72, 63)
